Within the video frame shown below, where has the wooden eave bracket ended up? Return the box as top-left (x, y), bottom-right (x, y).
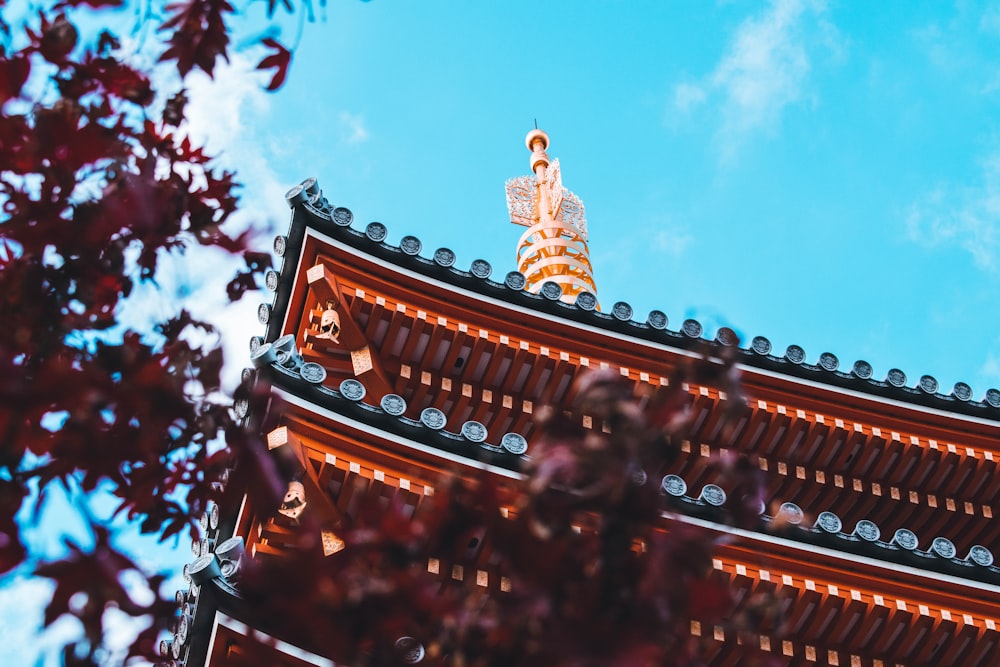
top-left (306, 263), bottom-right (393, 398)
top-left (268, 426), bottom-right (344, 526)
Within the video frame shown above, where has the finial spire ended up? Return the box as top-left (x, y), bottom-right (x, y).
top-left (505, 129), bottom-right (598, 305)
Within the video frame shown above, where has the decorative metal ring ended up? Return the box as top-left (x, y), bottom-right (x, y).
top-left (273, 334), bottom-right (296, 352)
top-left (699, 484), bottom-right (726, 507)
top-left (852, 360), bottom-right (873, 379)
top-left (394, 637), bottom-right (425, 664)
top-left (470, 259), bottom-right (492, 279)
top-left (339, 379), bottom-right (366, 401)
top-left (332, 207), bottom-right (353, 227)
top-left (968, 545), bottom-right (994, 567)
top-left (216, 536), bottom-right (246, 561)
top-left (301, 177), bottom-right (319, 196)
top-left (778, 502), bottom-right (803, 524)
top-left (716, 327), bottom-right (739, 347)
top-left (987, 388), bottom-right (1000, 408)
top-left (540, 281), bottom-right (563, 300)
top-left (257, 303), bottom-right (271, 325)
top-left (931, 536), bottom-right (956, 559)
top-left (504, 271), bottom-right (527, 291)
top-left (273, 235), bottom-right (287, 257)
top-left (176, 614), bottom-right (191, 644)
top-left (952, 382), bottom-right (973, 401)
top-left (300, 362), bottom-right (327, 385)
top-left (750, 336), bottom-right (771, 355)
top-left (918, 374), bottom-right (938, 394)
top-left (250, 342), bottom-right (278, 368)
top-left (885, 368), bottom-right (907, 388)
top-left (461, 420), bottom-right (488, 443)
top-left (420, 407), bottom-right (446, 430)
top-left (575, 291), bottom-right (597, 311)
top-left (188, 554), bottom-right (222, 584)
top-left (660, 474), bottom-right (687, 497)
top-left (249, 336), bottom-right (264, 353)
top-left (818, 352), bottom-right (839, 372)
top-left (646, 310), bottom-right (668, 330)
top-left (433, 247), bottom-right (456, 267)
top-left (400, 235), bottom-right (422, 256)
top-left (285, 183), bottom-right (308, 207)
top-left (380, 393), bottom-right (407, 416)
top-left (892, 528), bottom-right (918, 551)
top-left (500, 432), bottom-right (528, 455)
top-left (681, 319), bottom-right (703, 338)
top-left (611, 301), bottom-right (633, 321)
top-left (365, 222), bottom-right (387, 242)
top-left (853, 519), bottom-right (880, 542)
top-left (784, 345), bottom-right (805, 364)
top-left (265, 269), bottom-right (280, 292)
top-left (815, 511), bottom-right (842, 534)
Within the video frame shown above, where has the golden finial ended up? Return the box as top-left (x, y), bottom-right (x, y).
top-left (505, 129), bottom-right (598, 306)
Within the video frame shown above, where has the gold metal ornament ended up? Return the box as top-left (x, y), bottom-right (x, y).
top-left (316, 301), bottom-right (341, 342)
top-left (277, 480), bottom-right (307, 522)
top-left (505, 129), bottom-right (598, 305)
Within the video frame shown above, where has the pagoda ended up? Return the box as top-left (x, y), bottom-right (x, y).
top-left (168, 130), bottom-right (1000, 667)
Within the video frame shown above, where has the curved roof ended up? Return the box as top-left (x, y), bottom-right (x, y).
top-left (271, 181), bottom-right (1000, 420)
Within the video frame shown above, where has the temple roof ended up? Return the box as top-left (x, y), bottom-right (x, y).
top-left (256, 361), bottom-right (1000, 589)
top-left (270, 180), bottom-right (1000, 420)
top-left (247, 180), bottom-right (1000, 586)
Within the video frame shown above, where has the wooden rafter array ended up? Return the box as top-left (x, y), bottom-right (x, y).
top-left (243, 225), bottom-right (1000, 667)
top-left (238, 405), bottom-right (1000, 667)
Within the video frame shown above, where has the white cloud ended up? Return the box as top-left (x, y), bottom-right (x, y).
top-left (673, 82), bottom-right (707, 113)
top-left (905, 152), bottom-right (1000, 270)
top-left (982, 351), bottom-right (1000, 381)
top-left (144, 55), bottom-right (294, 390)
top-left (338, 111), bottom-right (370, 145)
top-left (653, 225), bottom-right (694, 257)
top-left (980, 7), bottom-right (1000, 37)
top-left (672, 0), bottom-right (843, 160)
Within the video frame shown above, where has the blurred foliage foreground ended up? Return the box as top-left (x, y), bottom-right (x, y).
top-left (0, 1), bottom-right (782, 665)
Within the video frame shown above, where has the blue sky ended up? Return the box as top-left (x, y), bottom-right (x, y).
top-left (8, 0), bottom-right (1000, 663)
top-left (218, 0), bottom-right (1000, 395)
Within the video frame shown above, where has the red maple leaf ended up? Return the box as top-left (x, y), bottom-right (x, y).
top-left (0, 55), bottom-right (30, 105)
top-left (159, 0), bottom-right (234, 77)
top-left (257, 37), bottom-right (291, 91)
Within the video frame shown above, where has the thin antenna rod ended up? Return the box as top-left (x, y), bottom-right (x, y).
top-left (534, 118), bottom-right (538, 129)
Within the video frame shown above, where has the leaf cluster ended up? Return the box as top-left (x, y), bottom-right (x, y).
top-left (0, 0), bottom-right (293, 661)
top-left (228, 362), bottom-right (783, 667)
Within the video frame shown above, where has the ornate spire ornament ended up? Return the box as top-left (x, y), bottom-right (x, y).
top-left (505, 129), bottom-right (598, 305)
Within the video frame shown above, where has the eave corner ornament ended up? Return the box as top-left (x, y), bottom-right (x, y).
top-left (505, 129), bottom-right (598, 306)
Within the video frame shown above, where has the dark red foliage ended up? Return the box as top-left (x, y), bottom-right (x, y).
top-left (159, 0), bottom-right (234, 77)
top-left (0, 54), bottom-right (30, 105)
top-left (265, 0), bottom-right (294, 18)
top-left (230, 368), bottom-right (781, 667)
top-left (257, 37), bottom-right (291, 91)
top-left (35, 526), bottom-right (174, 659)
top-left (1, 0), bottom-right (285, 660)
top-left (3, 2), bottom-right (781, 665)
top-left (54, 0), bottom-right (124, 8)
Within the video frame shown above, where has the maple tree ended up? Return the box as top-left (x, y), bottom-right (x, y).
top-left (0, 1), bottom-right (781, 665)
top-left (230, 360), bottom-right (782, 667)
top-left (0, 0), bottom-right (290, 662)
